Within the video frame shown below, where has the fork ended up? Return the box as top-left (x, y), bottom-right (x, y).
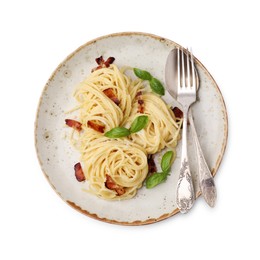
top-left (176, 47), bottom-right (196, 213)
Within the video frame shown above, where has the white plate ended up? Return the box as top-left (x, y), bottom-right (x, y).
top-left (35, 32), bottom-right (228, 225)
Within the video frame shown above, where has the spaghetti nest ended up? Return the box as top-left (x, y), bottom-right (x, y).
top-left (80, 131), bottom-right (148, 199)
top-left (126, 93), bottom-right (180, 154)
top-left (74, 64), bottom-right (143, 130)
top-left (68, 63), bottom-right (181, 200)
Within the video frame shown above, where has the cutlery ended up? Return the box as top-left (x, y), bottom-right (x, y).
top-left (188, 109), bottom-right (217, 207)
top-left (165, 47), bottom-right (217, 209)
top-left (172, 47), bottom-right (196, 213)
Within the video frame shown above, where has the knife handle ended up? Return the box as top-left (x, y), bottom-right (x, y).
top-left (188, 109), bottom-right (217, 207)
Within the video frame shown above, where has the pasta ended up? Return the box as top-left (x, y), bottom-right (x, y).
top-left (126, 93), bottom-right (182, 154)
top-left (73, 64), bottom-right (143, 129)
top-left (80, 130), bottom-right (148, 199)
top-left (67, 60), bottom-right (181, 200)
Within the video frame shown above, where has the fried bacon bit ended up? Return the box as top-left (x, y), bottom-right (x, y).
top-left (91, 56), bottom-right (115, 72)
top-left (87, 121), bottom-right (105, 133)
top-left (95, 56), bottom-right (104, 65)
top-left (65, 119), bottom-right (82, 131)
top-left (148, 155), bottom-right (157, 175)
top-left (171, 107), bottom-right (183, 119)
top-left (74, 162), bottom-right (85, 182)
top-left (103, 88), bottom-right (120, 105)
top-left (105, 174), bottom-right (125, 196)
top-left (136, 91), bottom-right (144, 113)
top-left (104, 57), bottom-right (115, 67)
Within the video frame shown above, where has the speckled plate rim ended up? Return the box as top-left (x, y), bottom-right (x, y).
top-left (35, 31), bottom-right (228, 225)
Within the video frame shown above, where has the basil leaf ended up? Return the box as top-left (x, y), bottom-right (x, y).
top-left (133, 68), bottom-right (152, 81)
top-left (161, 150), bottom-right (175, 173)
top-left (145, 150), bottom-right (176, 189)
top-left (130, 115), bottom-right (149, 133)
top-left (149, 78), bottom-right (165, 96)
top-left (104, 127), bottom-right (130, 138)
top-left (146, 172), bottom-right (168, 189)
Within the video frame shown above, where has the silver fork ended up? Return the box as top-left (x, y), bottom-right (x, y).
top-left (176, 47), bottom-right (196, 213)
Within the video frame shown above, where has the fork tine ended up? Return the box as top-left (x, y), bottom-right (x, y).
top-left (190, 48), bottom-right (196, 89)
top-left (181, 48), bottom-right (185, 88)
top-left (186, 48), bottom-right (191, 88)
top-left (177, 47), bottom-right (181, 89)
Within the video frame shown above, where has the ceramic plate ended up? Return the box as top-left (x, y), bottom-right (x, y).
top-left (35, 32), bottom-right (228, 225)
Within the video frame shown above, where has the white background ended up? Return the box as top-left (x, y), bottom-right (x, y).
top-left (1, 0), bottom-right (259, 259)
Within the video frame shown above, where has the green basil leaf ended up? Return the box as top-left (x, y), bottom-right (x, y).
top-left (104, 127), bottom-right (130, 138)
top-left (161, 150), bottom-right (175, 173)
top-left (149, 78), bottom-right (165, 96)
top-left (130, 115), bottom-right (149, 133)
top-left (133, 68), bottom-right (152, 81)
top-left (146, 172), bottom-right (168, 189)
top-left (145, 150), bottom-right (176, 189)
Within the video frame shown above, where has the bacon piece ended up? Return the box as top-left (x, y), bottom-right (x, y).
top-left (74, 162), bottom-right (85, 182)
top-left (148, 155), bottom-right (157, 174)
top-left (91, 56), bottom-right (115, 72)
top-left (65, 119), bottom-right (82, 131)
top-left (104, 57), bottom-right (115, 67)
top-left (171, 107), bottom-right (183, 119)
top-left (105, 174), bottom-right (125, 196)
top-left (136, 91), bottom-right (142, 97)
top-left (95, 56), bottom-right (105, 65)
top-left (87, 120), bottom-right (105, 133)
top-left (103, 88), bottom-right (120, 105)
top-left (136, 91), bottom-right (144, 113)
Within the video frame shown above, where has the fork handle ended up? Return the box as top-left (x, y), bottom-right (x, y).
top-left (176, 108), bottom-right (195, 213)
top-left (188, 110), bottom-right (217, 207)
